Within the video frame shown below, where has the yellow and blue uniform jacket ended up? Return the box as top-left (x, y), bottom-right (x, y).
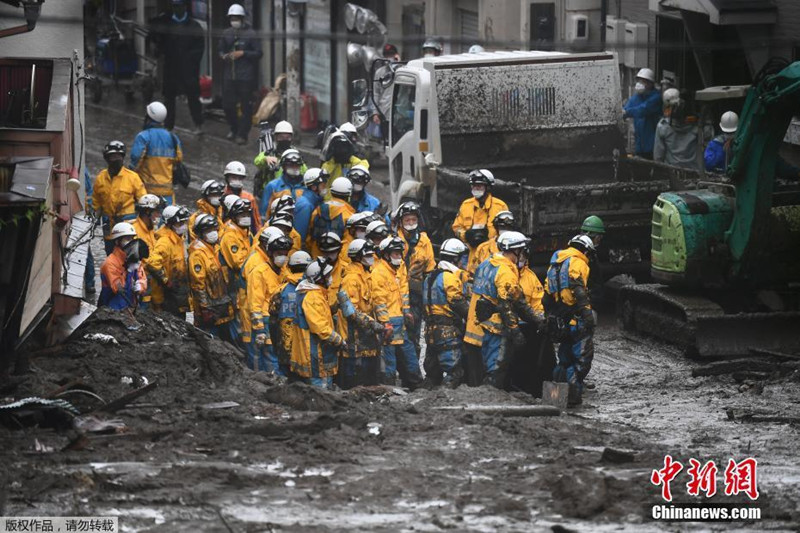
top-left (472, 253), bottom-right (521, 335)
top-left (219, 221), bottom-right (253, 336)
top-left (92, 167), bottom-right (147, 241)
top-left (260, 176), bottom-right (306, 219)
top-left (188, 239), bottom-right (234, 325)
top-left (147, 227), bottom-right (189, 310)
top-left (371, 258), bottom-right (410, 345)
top-left (270, 271), bottom-right (304, 363)
top-left (468, 236), bottom-right (500, 274)
top-left (340, 261), bottom-right (381, 358)
top-left (307, 199), bottom-right (355, 258)
top-left (248, 251), bottom-right (284, 345)
top-left (239, 246), bottom-right (269, 343)
top-left (130, 124), bottom-right (183, 202)
top-left (544, 247), bottom-right (591, 311)
top-left (290, 280), bottom-right (343, 378)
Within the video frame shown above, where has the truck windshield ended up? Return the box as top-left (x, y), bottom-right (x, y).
top-left (392, 82), bottom-right (415, 146)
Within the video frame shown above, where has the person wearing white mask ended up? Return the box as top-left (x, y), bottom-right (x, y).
top-left (98, 223), bottom-right (148, 311)
top-left (131, 194), bottom-right (164, 308)
top-left (188, 214), bottom-right (236, 339)
top-left (347, 165), bottom-right (389, 222)
top-left (294, 167), bottom-right (329, 242)
top-left (218, 3), bottom-right (263, 145)
top-left (467, 210), bottom-right (515, 274)
top-left (223, 160), bottom-right (262, 232)
top-left (189, 180), bottom-right (225, 240)
top-left (451, 169), bottom-right (509, 267)
top-left (622, 67), bottom-right (662, 159)
top-left (148, 205), bottom-right (191, 317)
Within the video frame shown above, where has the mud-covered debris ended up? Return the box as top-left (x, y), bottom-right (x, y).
top-left (265, 382), bottom-right (346, 412)
top-left (73, 415), bottom-right (126, 434)
top-left (367, 422), bottom-right (382, 435)
top-left (0, 397), bottom-right (78, 430)
top-left (83, 333), bottom-right (119, 345)
top-left (600, 447), bottom-right (636, 464)
top-left (201, 401), bottom-right (240, 410)
top-left (433, 404), bottom-right (560, 417)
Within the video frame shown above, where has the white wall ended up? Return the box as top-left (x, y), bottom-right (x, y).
top-left (0, 0), bottom-right (84, 60)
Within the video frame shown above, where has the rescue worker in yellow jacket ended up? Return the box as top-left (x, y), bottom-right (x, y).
top-left (364, 219), bottom-right (390, 249)
top-left (290, 258), bottom-right (346, 388)
top-left (395, 201), bottom-right (435, 354)
top-left (93, 140), bottom-right (148, 255)
top-left (188, 214), bottom-right (236, 340)
top-left (248, 229), bottom-right (292, 373)
top-left (130, 102), bottom-right (183, 205)
top-left (188, 180), bottom-right (225, 240)
top-left (472, 231), bottom-right (530, 388)
top-left (340, 211), bottom-right (373, 266)
top-left (269, 213), bottom-right (302, 255)
top-left (452, 169), bottom-right (509, 266)
top-left (219, 197), bottom-right (253, 349)
top-left (544, 234), bottom-right (595, 406)
top-left (241, 226), bottom-right (282, 366)
top-left (468, 210), bottom-right (515, 274)
top-left (131, 194), bottom-right (162, 307)
top-left (372, 236), bottom-right (423, 388)
top-left (338, 239), bottom-right (389, 388)
top-left (423, 238), bottom-right (471, 388)
top-left (321, 131), bottom-right (369, 192)
top-left (269, 250), bottom-right (312, 373)
top-left (147, 205), bottom-right (191, 317)
top-left (307, 177), bottom-right (355, 257)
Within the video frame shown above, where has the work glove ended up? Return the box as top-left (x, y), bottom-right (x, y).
top-left (580, 307), bottom-right (596, 332)
top-left (382, 324), bottom-right (394, 344)
top-left (255, 332), bottom-right (268, 346)
top-left (370, 320), bottom-right (386, 335)
top-left (404, 312), bottom-right (415, 330)
top-left (200, 308), bottom-right (215, 326)
top-left (133, 280), bottom-right (146, 294)
top-left (464, 227), bottom-right (489, 248)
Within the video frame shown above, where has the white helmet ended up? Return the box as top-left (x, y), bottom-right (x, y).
top-left (497, 231), bottom-right (531, 252)
top-left (339, 122), bottom-right (357, 134)
top-left (146, 101), bottom-right (167, 123)
top-left (288, 250), bottom-right (312, 270)
top-left (347, 238), bottom-right (375, 258)
top-left (365, 220), bottom-right (388, 237)
top-left (468, 44), bottom-right (485, 54)
top-left (224, 160), bottom-right (246, 177)
top-left (201, 179), bottom-right (225, 196)
top-left (258, 226), bottom-right (285, 247)
top-left (110, 222), bottom-right (137, 240)
top-left (720, 111), bottom-right (739, 133)
top-left (274, 120), bottom-right (294, 135)
top-left (302, 167), bottom-right (327, 187)
top-left (662, 88), bottom-right (680, 106)
top-left (137, 194), bottom-right (161, 210)
top-left (227, 3), bottom-right (245, 17)
top-left (469, 168), bottom-right (495, 187)
top-left (305, 257), bottom-right (334, 284)
top-left (223, 194), bottom-right (241, 212)
top-left (569, 234), bottom-right (596, 253)
top-left (330, 176), bottom-right (353, 196)
top-left (636, 68), bottom-right (655, 83)
top-left (270, 194), bottom-right (295, 215)
top-left (346, 211), bottom-right (372, 229)
top-left (440, 238), bottom-right (468, 258)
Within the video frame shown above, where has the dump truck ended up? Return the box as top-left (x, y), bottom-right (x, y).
top-left (355, 50), bottom-right (699, 279)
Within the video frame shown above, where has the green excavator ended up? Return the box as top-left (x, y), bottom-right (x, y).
top-left (618, 60), bottom-right (800, 357)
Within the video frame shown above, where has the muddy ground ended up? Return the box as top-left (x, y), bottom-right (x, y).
top-left (1, 308), bottom-right (799, 532)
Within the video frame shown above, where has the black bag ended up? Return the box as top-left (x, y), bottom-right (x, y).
top-left (475, 296), bottom-right (497, 323)
top-left (170, 133), bottom-right (191, 188)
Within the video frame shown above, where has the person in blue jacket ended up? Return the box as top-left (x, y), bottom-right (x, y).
top-left (623, 67), bottom-right (662, 160)
top-left (294, 168), bottom-right (328, 242)
top-left (347, 165), bottom-right (389, 223)
top-left (704, 111), bottom-right (738, 172)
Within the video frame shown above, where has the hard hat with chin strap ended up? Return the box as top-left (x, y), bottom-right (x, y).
top-left (274, 120), bottom-right (294, 135)
top-left (146, 101), bottom-right (167, 123)
top-left (224, 161), bottom-right (246, 177)
top-left (720, 111), bottom-right (739, 133)
top-left (227, 3), bottom-right (245, 17)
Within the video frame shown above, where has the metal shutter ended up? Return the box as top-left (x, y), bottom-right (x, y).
top-left (459, 9), bottom-right (479, 53)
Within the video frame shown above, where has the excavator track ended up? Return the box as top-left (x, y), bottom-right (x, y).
top-left (617, 284), bottom-right (800, 358)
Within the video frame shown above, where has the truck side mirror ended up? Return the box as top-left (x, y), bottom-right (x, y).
top-left (351, 109), bottom-right (369, 129)
top-left (351, 79), bottom-right (368, 107)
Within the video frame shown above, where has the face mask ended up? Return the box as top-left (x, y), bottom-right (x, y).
top-left (208, 196), bottom-right (221, 207)
top-left (390, 257), bottom-right (402, 267)
top-left (228, 179), bottom-right (243, 192)
top-left (324, 252), bottom-right (339, 263)
top-left (230, 20), bottom-right (242, 29)
top-left (403, 223), bottom-right (418, 232)
top-left (423, 52), bottom-right (435, 58)
top-left (635, 82), bottom-right (646, 94)
top-left (237, 216), bottom-right (251, 228)
top-left (276, 140), bottom-right (292, 153)
top-left (286, 167), bottom-right (301, 178)
top-left (362, 255), bottom-right (375, 267)
top-left (204, 230), bottom-right (219, 244)
top-left (151, 216), bottom-right (161, 227)
top-left (175, 224), bottom-right (188, 235)
top-left (128, 261), bottom-right (141, 272)
top-left (107, 162), bottom-right (123, 176)
top-left (355, 230), bottom-right (366, 240)
top-left (471, 187), bottom-right (485, 199)
top-left (318, 187), bottom-right (328, 197)
top-left (273, 254), bottom-right (288, 267)
top-left (352, 183), bottom-right (364, 192)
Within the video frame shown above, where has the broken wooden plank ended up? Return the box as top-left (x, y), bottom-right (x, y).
top-left (749, 348), bottom-right (800, 361)
top-left (433, 404), bottom-right (560, 417)
top-left (93, 381), bottom-right (158, 414)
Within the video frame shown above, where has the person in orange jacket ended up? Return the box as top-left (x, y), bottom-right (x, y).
top-left (99, 222), bottom-right (147, 311)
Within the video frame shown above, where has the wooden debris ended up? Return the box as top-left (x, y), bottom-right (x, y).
top-left (691, 359), bottom-right (779, 378)
top-left (93, 381), bottom-right (158, 414)
top-left (433, 404), bottom-right (560, 417)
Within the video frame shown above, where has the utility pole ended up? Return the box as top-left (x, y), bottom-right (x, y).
top-left (286, 1), bottom-right (303, 129)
